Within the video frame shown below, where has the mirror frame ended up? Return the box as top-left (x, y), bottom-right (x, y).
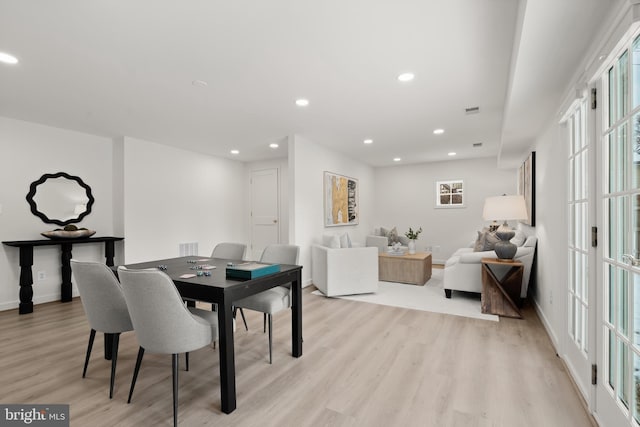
top-left (26, 172), bottom-right (95, 226)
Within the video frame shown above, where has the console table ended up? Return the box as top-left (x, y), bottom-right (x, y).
top-left (3, 237), bottom-right (124, 314)
top-left (480, 258), bottom-right (523, 318)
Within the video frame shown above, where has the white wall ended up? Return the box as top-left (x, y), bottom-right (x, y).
top-left (527, 122), bottom-right (566, 349)
top-left (0, 120), bottom-right (249, 311)
top-left (373, 157), bottom-right (517, 263)
top-left (244, 157), bottom-right (289, 260)
top-left (122, 137), bottom-right (246, 263)
top-left (291, 135), bottom-right (375, 285)
top-left (0, 117), bottom-right (115, 309)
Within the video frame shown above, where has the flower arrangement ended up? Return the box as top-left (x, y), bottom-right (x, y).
top-left (405, 227), bottom-right (423, 240)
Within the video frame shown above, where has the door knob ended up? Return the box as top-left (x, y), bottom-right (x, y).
top-left (622, 254), bottom-right (640, 266)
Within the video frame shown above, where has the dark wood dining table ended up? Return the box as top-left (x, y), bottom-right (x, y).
top-left (119, 256), bottom-right (303, 414)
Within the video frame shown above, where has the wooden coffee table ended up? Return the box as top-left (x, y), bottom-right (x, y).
top-left (378, 251), bottom-right (432, 285)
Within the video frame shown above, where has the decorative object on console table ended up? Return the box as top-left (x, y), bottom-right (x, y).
top-left (481, 258), bottom-right (523, 318)
top-left (226, 262), bottom-right (280, 279)
top-left (404, 227), bottom-right (422, 255)
top-left (41, 224), bottom-right (96, 239)
top-left (482, 195), bottom-right (528, 260)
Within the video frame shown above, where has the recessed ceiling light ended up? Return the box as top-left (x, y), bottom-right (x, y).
top-left (0, 52), bottom-right (18, 64)
top-left (295, 99), bottom-right (309, 107)
top-left (393, 157), bottom-right (401, 162)
top-left (363, 139), bottom-right (373, 144)
top-left (433, 129), bottom-right (445, 135)
top-left (230, 150), bottom-right (240, 155)
top-left (269, 143), bottom-right (279, 149)
top-left (192, 80), bottom-right (208, 87)
top-left (448, 152), bottom-right (457, 156)
top-left (397, 73), bottom-right (415, 82)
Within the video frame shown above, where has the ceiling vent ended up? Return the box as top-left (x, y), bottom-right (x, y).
top-left (465, 106), bottom-right (480, 114)
top-left (473, 142), bottom-right (483, 147)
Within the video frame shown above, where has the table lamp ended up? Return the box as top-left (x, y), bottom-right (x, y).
top-left (482, 195), bottom-right (529, 260)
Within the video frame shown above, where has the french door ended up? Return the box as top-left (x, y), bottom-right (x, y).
top-left (566, 95), bottom-right (595, 405)
top-left (595, 31), bottom-right (640, 427)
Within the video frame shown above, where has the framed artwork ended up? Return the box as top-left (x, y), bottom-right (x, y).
top-left (324, 171), bottom-right (359, 226)
top-left (436, 179), bottom-right (464, 208)
top-left (518, 151), bottom-right (536, 226)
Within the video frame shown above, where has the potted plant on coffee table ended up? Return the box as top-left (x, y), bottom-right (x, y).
top-left (405, 227), bottom-right (422, 255)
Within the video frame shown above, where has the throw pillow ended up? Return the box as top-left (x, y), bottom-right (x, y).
top-left (510, 230), bottom-right (526, 246)
top-left (322, 234), bottom-right (340, 249)
top-left (473, 229), bottom-right (500, 252)
top-left (483, 231), bottom-right (500, 251)
top-left (386, 227), bottom-right (399, 245)
top-left (473, 231), bottom-right (485, 252)
top-left (339, 232), bottom-right (352, 248)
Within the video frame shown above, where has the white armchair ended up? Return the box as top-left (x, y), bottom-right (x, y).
top-left (444, 235), bottom-right (537, 301)
top-left (311, 244), bottom-right (378, 296)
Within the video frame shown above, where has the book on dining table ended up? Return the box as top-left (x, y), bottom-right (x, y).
top-left (225, 262), bottom-right (281, 279)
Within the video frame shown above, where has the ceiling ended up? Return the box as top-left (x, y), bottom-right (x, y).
top-left (0, 0), bottom-right (622, 168)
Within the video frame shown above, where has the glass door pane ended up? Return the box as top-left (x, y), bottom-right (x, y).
top-left (569, 99), bottom-right (589, 356)
top-left (599, 35), bottom-right (640, 426)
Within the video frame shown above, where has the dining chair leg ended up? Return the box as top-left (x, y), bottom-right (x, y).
top-left (263, 313), bottom-right (267, 333)
top-left (82, 329), bottom-right (96, 378)
top-left (109, 333), bottom-right (120, 399)
top-left (172, 353), bottom-right (179, 427)
top-left (236, 307), bottom-right (248, 331)
top-left (268, 314), bottom-right (273, 364)
top-left (128, 347), bottom-right (145, 404)
top-left (185, 352), bottom-right (189, 371)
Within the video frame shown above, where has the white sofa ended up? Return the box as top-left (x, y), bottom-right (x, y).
top-left (311, 243), bottom-right (378, 297)
top-left (443, 235), bottom-right (537, 301)
top-left (366, 226), bottom-right (410, 253)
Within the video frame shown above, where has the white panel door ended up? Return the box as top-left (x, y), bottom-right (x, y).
top-left (250, 168), bottom-right (280, 260)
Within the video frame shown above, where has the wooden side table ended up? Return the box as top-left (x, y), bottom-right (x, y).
top-left (480, 258), bottom-right (524, 318)
top-left (378, 252), bottom-right (432, 285)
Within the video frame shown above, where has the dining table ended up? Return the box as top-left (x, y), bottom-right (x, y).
top-left (118, 255), bottom-right (303, 414)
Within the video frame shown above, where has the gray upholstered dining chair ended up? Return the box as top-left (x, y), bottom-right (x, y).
top-left (210, 242), bottom-right (248, 328)
top-left (117, 267), bottom-right (218, 427)
top-left (233, 244), bottom-right (300, 364)
top-left (211, 242), bottom-right (246, 260)
top-left (71, 259), bottom-right (134, 399)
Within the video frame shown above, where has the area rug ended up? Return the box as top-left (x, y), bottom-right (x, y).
top-left (311, 269), bottom-right (499, 322)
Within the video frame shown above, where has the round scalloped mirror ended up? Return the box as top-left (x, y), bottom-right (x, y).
top-left (26, 172), bottom-right (95, 226)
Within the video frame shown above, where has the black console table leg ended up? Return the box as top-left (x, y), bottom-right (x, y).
top-left (60, 243), bottom-right (73, 302)
top-left (18, 246), bottom-right (34, 314)
top-left (104, 241), bottom-right (115, 267)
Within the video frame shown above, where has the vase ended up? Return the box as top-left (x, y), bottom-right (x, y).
top-left (408, 239), bottom-right (416, 254)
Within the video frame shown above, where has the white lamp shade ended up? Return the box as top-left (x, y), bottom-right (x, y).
top-left (482, 195), bottom-right (529, 221)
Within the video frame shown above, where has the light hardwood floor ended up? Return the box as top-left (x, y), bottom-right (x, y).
top-left (0, 286), bottom-right (594, 427)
